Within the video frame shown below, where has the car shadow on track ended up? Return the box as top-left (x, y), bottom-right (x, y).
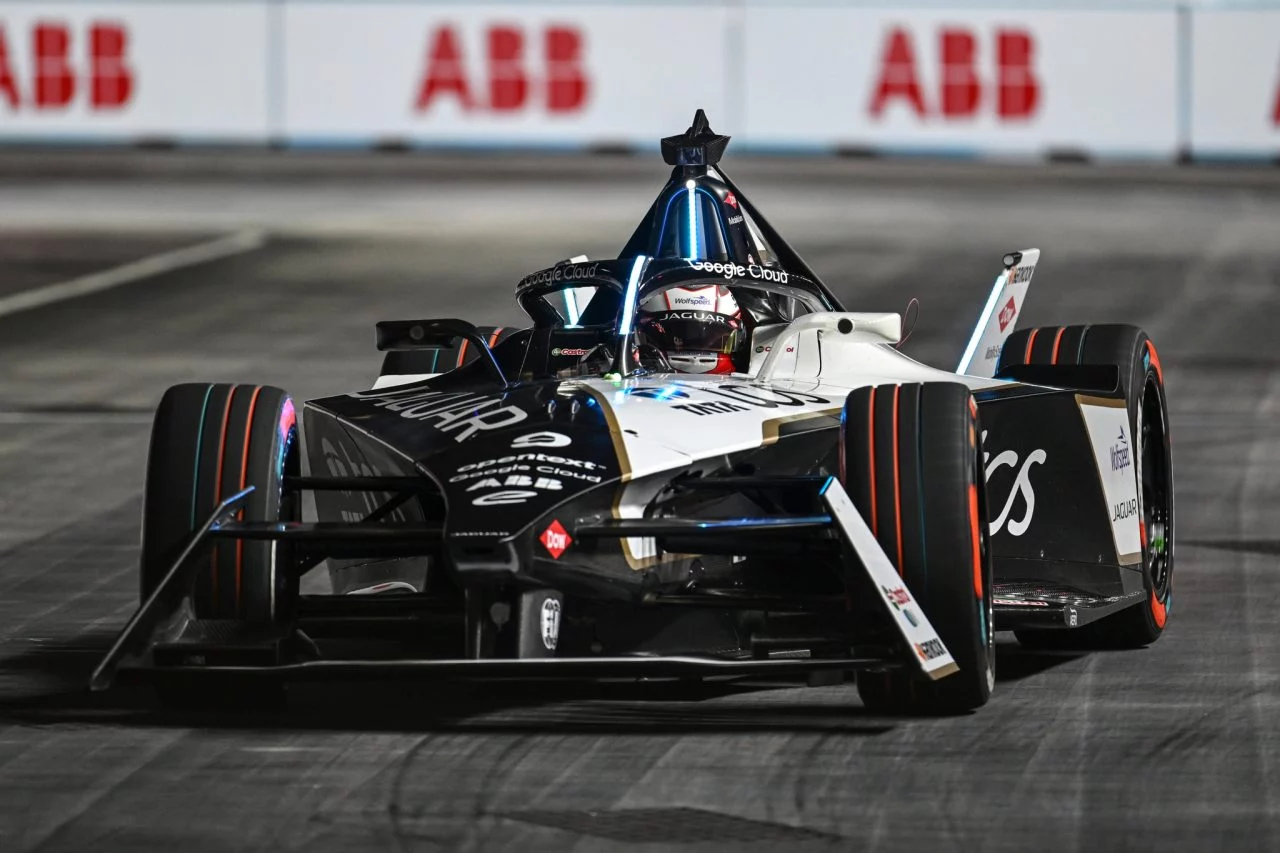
top-left (0, 631), bottom-right (1083, 736)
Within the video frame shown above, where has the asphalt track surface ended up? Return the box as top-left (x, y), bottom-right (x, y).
top-left (0, 154), bottom-right (1278, 852)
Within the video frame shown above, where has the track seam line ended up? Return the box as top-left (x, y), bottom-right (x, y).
top-left (0, 229), bottom-right (265, 320)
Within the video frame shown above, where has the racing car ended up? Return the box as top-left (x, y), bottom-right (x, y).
top-left (93, 111), bottom-right (1174, 714)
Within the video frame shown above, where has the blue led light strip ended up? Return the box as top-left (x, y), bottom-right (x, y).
top-left (619, 254), bottom-right (647, 338)
top-left (563, 287), bottom-right (580, 326)
top-left (685, 179), bottom-right (699, 260)
top-left (956, 272), bottom-right (1008, 375)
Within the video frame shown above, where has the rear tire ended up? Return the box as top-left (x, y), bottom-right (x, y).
top-left (140, 383), bottom-right (300, 624)
top-left (840, 382), bottom-right (994, 714)
top-left (1001, 325), bottom-right (1174, 650)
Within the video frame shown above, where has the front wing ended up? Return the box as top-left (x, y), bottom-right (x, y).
top-left (91, 477), bottom-right (957, 691)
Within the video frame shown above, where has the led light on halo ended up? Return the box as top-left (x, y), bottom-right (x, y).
top-left (685, 180), bottom-right (699, 260)
top-left (618, 254), bottom-right (647, 339)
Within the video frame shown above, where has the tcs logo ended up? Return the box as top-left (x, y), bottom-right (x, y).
top-left (414, 24), bottom-right (588, 114)
top-left (0, 21), bottom-right (133, 110)
top-left (869, 26), bottom-right (1039, 120)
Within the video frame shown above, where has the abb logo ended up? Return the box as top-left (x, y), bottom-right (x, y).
top-left (869, 27), bottom-right (1039, 120)
top-left (414, 24), bottom-right (588, 114)
top-left (0, 22), bottom-right (133, 110)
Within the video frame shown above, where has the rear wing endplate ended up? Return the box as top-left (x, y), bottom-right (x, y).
top-left (957, 248), bottom-right (1039, 378)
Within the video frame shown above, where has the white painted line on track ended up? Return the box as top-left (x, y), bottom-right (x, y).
top-left (0, 229), bottom-right (266, 320)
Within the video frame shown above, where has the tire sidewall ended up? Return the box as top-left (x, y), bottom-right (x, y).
top-left (1130, 341), bottom-right (1173, 640)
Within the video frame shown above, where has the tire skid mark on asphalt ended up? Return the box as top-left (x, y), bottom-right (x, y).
top-left (997, 653), bottom-right (1097, 848)
top-left (252, 733), bottom-right (421, 853)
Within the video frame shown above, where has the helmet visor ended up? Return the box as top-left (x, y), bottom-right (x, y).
top-left (638, 311), bottom-right (741, 355)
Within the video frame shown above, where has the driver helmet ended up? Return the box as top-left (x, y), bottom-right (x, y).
top-left (637, 285), bottom-right (744, 374)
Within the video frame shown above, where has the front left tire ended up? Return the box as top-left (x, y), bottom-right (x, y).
top-left (140, 382), bottom-right (300, 624)
top-left (840, 381), bottom-right (995, 715)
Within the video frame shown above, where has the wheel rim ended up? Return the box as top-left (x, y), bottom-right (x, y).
top-left (1139, 373), bottom-right (1172, 601)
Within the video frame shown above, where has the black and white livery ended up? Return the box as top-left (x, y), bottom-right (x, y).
top-left (96, 111), bottom-right (1174, 714)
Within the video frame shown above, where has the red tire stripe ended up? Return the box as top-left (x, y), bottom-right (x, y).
top-left (210, 385), bottom-right (238, 605)
top-left (234, 386), bottom-right (264, 614)
top-left (456, 338), bottom-right (470, 368)
top-left (1024, 328), bottom-right (1040, 363)
top-left (969, 483), bottom-right (983, 598)
top-left (867, 387), bottom-right (878, 536)
top-left (1146, 340), bottom-right (1164, 385)
top-left (487, 327), bottom-right (504, 348)
top-left (1151, 591), bottom-right (1167, 628)
top-left (892, 385), bottom-right (904, 576)
top-left (1050, 326), bottom-right (1066, 365)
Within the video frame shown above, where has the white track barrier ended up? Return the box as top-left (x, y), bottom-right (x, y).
top-left (0, 2), bottom-right (1275, 159)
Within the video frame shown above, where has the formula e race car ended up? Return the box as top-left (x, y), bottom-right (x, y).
top-left (93, 111), bottom-right (1174, 714)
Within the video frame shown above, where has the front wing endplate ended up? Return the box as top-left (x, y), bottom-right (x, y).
top-left (820, 478), bottom-right (960, 680)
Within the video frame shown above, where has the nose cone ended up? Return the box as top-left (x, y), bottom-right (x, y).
top-left (422, 421), bottom-right (624, 539)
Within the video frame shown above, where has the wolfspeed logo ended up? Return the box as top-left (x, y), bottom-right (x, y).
top-left (689, 260), bottom-right (789, 284)
top-left (1110, 428), bottom-right (1131, 472)
top-left (671, 294), bottom-right (711, 306)
top-left (351, 388), bottom-right (526, 440)
top-left (518, 261), bottom-right (599, 289)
